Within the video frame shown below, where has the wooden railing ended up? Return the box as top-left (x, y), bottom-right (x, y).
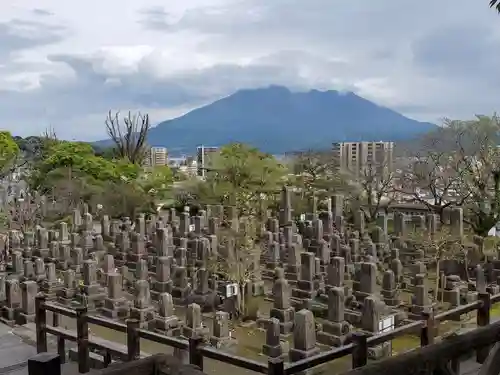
top-left (35, 292), bottom-right (500, 375)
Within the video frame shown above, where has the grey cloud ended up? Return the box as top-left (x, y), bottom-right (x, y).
top-left (137, 6), bottom-right (176, 31)
top-left (32, 9), bottom-right (53, 17)
top-left (0, 18), bottom-right (67, 60)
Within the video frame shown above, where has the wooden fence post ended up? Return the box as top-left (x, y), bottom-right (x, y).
top-left (477, 292), bottom-right (491, 363)
top-left (268, 357), bottom-right (285, 375)
top-left (52, 313), bottom-right (66, 364)
top-left (76, 305), bottom-right (90, 374)
top-left (352, 332), bottom-right (368, 368)
top-left (35, 294), bottom-right (47, 353)
top-left (420, 310), bottom-right (435, 347)
top-left (188, 335), bottom-right (204, 370)
top-left (126, 319), bottom-right (140, 361)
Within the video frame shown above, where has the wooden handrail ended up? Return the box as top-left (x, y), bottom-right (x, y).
top-left (34, 290), bottom-right (500, 375)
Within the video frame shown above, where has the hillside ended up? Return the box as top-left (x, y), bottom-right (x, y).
top-left (105, 86), bottom-right (437, 154)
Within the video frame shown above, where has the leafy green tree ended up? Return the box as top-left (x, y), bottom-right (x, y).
top-left (0, 131), bottom-right (20, 176)
top-left (139, 165), bottom-right (174, 201)
top-left (204, 143), bottom-right (286, 217)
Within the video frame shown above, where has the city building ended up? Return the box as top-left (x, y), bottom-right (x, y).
top-left (144, 147), bottom-right (168, 167)
top-left (332, 141), bottom-right (394, 175)
top-left (196, 145), bottom-right (219, 178)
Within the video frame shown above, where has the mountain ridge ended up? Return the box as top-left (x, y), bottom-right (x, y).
top-left (98, 85), bottom-right (437, 155)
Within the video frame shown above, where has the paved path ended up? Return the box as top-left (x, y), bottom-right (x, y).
top-left (0, 323), bottom-right (94, 375)
top-left (0, 323), bottom-right (36, 375)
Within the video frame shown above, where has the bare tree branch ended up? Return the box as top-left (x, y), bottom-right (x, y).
top-left (105, 111), bottom-right (150, 164)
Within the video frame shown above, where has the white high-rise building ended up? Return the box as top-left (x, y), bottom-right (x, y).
top-left (144, 147), bottom-right (168, 166)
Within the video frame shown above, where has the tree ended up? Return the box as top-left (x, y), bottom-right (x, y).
top-left (29, 141), bottom-right (118, 193)
top-left (491, 0), bottom-right (500, 13)
top-left (347, 161), bottom-right (397, 224)
top-left (0, 131), bottom-right (20, 177)
top-left (209, 217), bottom-right (261, 320)
top-left (452, 115), bottom-right (500, 236)
top-left (105, 111), bottom-right (150, 165)
top-left (290, 150), bottom-right (350, 212)
top-left (401, 124), bottom-right (470, 220)
top-left (139, 165), bottom-right (174, 201)
top-left (409, 227), bottom-right (466, 301)
top-left (204, 143), bottom-right (286, 217)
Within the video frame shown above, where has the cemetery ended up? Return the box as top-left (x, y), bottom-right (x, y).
top-left (2, 186), bottom-right (500, 375)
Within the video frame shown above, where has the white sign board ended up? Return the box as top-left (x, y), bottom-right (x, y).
top-left (189, 224), bottom-right (195, 232)
top-left (225, 283), bottom-right (239, 298)
top-left (378, 315), bottom-right (395, 354)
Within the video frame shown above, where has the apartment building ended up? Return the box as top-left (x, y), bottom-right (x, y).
top-left (332, 141), bottom-right (394, 175)
top-left (144, 147), bottom-right (168, 167)
top-left (196, 145), bottom-right (219, 178)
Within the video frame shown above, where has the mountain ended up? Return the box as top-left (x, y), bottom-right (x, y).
top-left (104, 86), bottom-right (437, 155)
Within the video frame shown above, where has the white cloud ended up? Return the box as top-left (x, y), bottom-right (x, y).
top-left (0, 0), bottom-right (499, 140)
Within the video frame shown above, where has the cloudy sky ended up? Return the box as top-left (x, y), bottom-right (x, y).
top-left (1, 0), bottom-right (499, 140)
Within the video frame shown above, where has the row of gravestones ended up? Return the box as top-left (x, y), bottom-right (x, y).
top-left (0, 190), bottom-right (494, 366)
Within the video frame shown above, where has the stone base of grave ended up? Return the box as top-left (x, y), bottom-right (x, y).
top-left (269, 307), bottom-right (294, 334)
top-left (185, 292), bottom-right (220, 311)
top-left (438, 289), bottom-right (461, 307)
top-left (57, 289), bottom-right (76, 304)
top-left (382, 297), bottom-right (400, 307)
top-left (463, 291), bottom-right (477, 303)
top-left (35, 275), bottom-right (46, 283)
top-left (262, 341), bottom-right (288, 358)
top-left (291, 287), bottom-right (315, 300)
top-left (1, 306), bottom-right (18, 326)
top-left (317, 321), bottom-right (350, 347)
top-left (251, 281), bottom-right (265, 296)
top-left (56, 261), bottom-right (69, 271)
top-left (37, 249), bottom-right (50, 259)
top-left (209, 336), bottom-right (237, 350)
top-left (353, 291), bottom-right (371, 303)
top-left (408, 305), bottom-right (431, 321)
top-left (16, 312), bottom-right (35, 325)
top-left (488, 285), bottom-right (500, 294)
top-left (381, 289), bottom-right (400, 306)
top-left (128, 254), bottom-right (147, 265)
top-left (285, 265), bottom-right (299, 280)
top-left (368, 343), bottom-right (390, 360)
top-left (130, 306), bottom-right (155, 328)
top-left (82, 283), bottom-right (102, 296)
top-left (171, 286), bottom-right (190, 304)
top-left (41, 284), bottom-right (59, 300)
top-left (182, 326), bottom-right (209, 339)
top-left (155, 316), bottom-right (181, 333)
top-left (101, 298), bottom-right (129, 319)
top-left (289, 347), bottom-right (321, 375)
top-left (76, 292), bottom-right (106, 311)
top-left (153, 281), bottom-right (173, 295)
